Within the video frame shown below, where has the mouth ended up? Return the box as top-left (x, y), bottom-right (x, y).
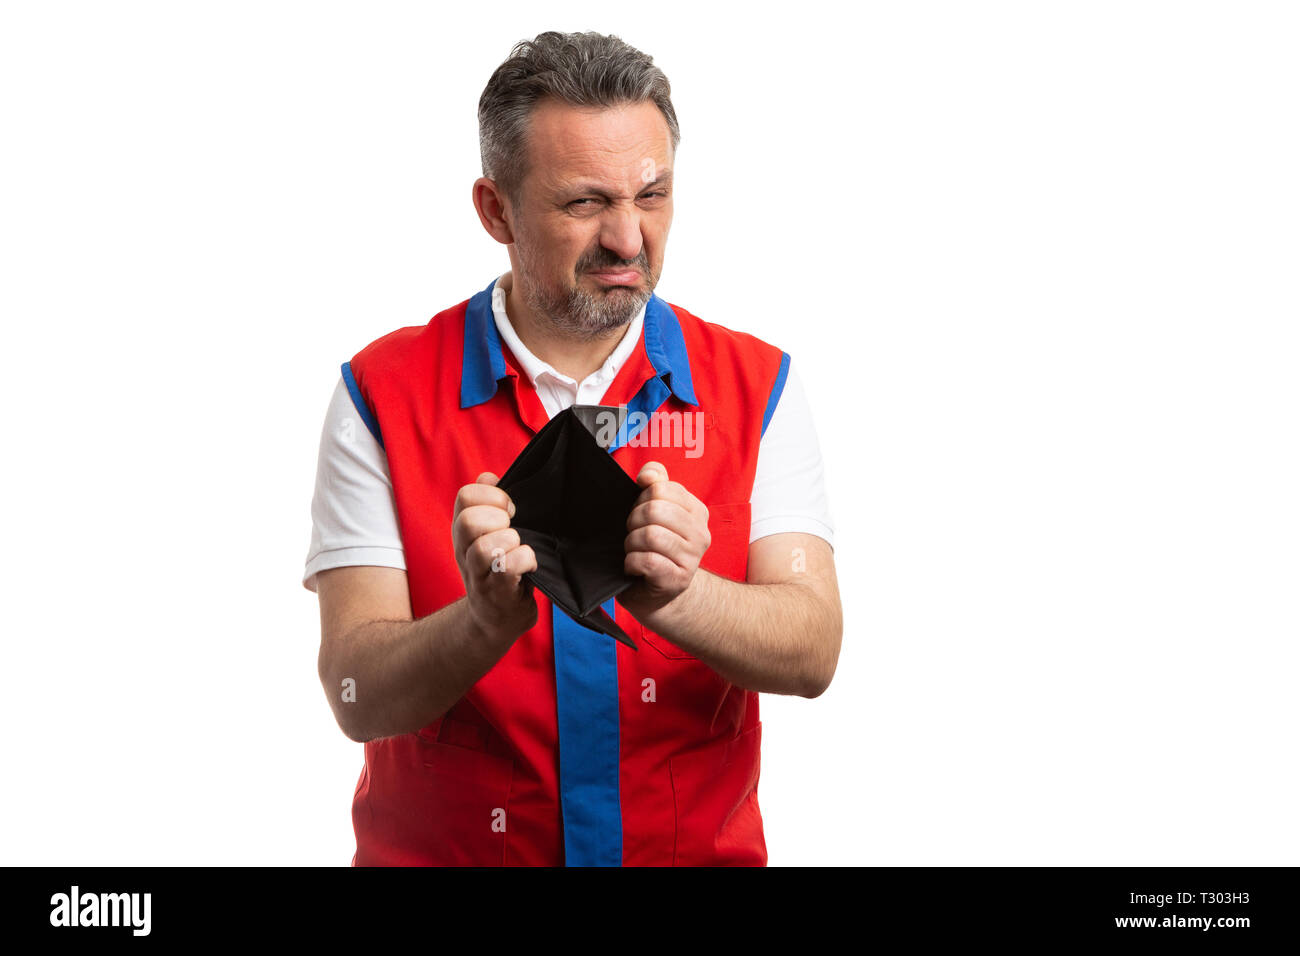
top-left (587, 268), bottom-right (642, 286)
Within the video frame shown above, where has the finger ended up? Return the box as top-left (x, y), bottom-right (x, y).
top-left (624, 524), bottom-right (692, 569)
top-left (456, 506), bottom-right (515, 560)
top-left (625, 549), bottom-right (678, 579)
top-left (636, 461), bottom-right (668, 486)
top-left (633, 478), bottom-right (704, 521)
top-left (465, 527), bottom-right (522, 580)
top-left (626, 497), bottom-right (695, 537)
top-left (454, 479), bottom-right (515, 521)
top-left (510, 544), bottom-right (538, 578)
top-left (486, 538), bottom-right (537, 580)
top-left (484, 544), bottom-right (539, 596)
top-left (477, 472), bottom-right (517, 514)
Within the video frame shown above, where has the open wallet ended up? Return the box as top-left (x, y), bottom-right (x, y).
top-left (496, 403), bottom-right (643, 649)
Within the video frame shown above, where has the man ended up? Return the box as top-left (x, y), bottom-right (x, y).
top-left (304, 31), bottom-right (841, 866)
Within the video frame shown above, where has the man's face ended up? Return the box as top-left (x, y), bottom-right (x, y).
top-left (507, 98), bottom-right (674, 340)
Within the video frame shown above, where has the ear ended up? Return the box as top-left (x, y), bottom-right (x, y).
top-left (472, 177), bottom-right (517, 245)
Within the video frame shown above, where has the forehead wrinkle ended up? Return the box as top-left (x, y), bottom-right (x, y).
top-left (525, 103), bottom-right (673, 197)
top-left (552, 134), bottom-right (667, 168)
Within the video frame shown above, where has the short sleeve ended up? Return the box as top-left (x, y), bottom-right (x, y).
top-left (749, 360), bottom-right (835, 549)
top-left (302, 377), bottom-right (407, 592)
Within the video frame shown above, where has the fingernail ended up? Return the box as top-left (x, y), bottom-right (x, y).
top-left (508, 501), bottom-right (516, 517)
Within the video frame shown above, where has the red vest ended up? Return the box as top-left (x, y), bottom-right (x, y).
top-left (344, 277), bottom-right (791, 865)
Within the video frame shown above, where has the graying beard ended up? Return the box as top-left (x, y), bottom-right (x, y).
top-left (525, 282), bottom-right (649, 342)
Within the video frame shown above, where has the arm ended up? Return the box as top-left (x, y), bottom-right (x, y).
top-left (618, 464), bottom-right (843, 698)
top-left (315, 473), bottom-right (539, 742)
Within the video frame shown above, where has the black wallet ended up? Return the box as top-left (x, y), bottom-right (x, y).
top-left (496, 404), bottom-right (643, 649)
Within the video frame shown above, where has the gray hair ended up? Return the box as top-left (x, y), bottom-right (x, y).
top-left (477, 31), bottom-right (680, 206)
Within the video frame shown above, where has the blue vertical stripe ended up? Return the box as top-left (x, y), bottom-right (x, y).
top-left (551, 366), bottom-right (681, 868)
top-left (553, 595), bottom-right (623, 866)
top-left (552, 368), bottom-right (683, 866)
top-left (547, 288), bottom-right (700, 867)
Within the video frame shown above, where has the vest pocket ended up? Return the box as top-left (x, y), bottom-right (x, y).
top-left (637, 624), bottom-right (697, 660)
top-left (417, 738), bottom-right (514, 864)
top-left (668, 721), bottom-right (765, 866)
top-left (354, 733), bottom-right (514, 865)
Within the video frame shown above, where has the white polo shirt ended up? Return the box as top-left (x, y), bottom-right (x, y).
top-left (303, 280), bottom-right (835, 591)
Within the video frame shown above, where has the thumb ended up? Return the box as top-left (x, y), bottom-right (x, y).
top-left (637, 461), bottom-right (667, 486)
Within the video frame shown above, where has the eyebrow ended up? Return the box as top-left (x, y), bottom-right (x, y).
top-left (565, 169), bottom-right (673, 200)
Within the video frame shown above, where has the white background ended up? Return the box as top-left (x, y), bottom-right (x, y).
top-left (2, 1), bottom-right (1296, 866)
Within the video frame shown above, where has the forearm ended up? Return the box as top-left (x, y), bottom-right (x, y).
top-left (639, 570), bottom-right (840, 697)
top-left (320, 596), bottom-right (513, 742)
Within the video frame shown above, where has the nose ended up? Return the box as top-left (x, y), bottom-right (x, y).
top-left (597, 205), bottom-right (645, 265)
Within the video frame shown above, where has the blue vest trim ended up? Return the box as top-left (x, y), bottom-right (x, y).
top-left (341, 361), bottom-right (384, 450)
top-left (760, 351), bottom-right (791, 438)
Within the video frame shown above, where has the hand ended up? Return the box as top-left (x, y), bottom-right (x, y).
top-left (620, 461), bottom-right (711, 624)
top-left (451, 471), bottom-right (539, 644)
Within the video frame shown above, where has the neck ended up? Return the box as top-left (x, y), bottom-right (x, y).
top-left (500, 270), bottom-right (631, 382)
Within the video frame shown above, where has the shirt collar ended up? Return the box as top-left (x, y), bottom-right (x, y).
top-left (460, 274), bottom-right (698, 409)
